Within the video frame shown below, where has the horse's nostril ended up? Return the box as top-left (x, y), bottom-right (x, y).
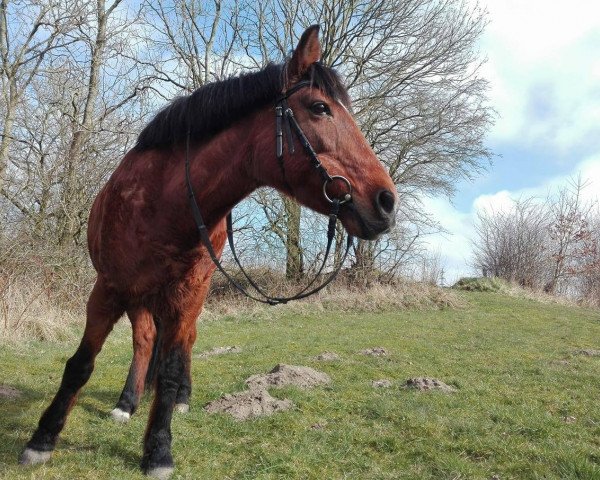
top-left (376, 189), bottom-right (396, 216)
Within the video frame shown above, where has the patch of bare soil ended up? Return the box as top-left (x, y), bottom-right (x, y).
top-left (204, 389), bottom-right (293, 420)
top-left (245, 364), bottom-right (331, 390)
top-left (0, 385), bottom-right (21, 399)
top-left (573, 349), bottom-right (600, 357)
top-left (196, 346), bottom-right (241, 358)
top-left (372, 379), bottom-right (392, 388)
top-left (361, 347), bottom-right (388, 357)
top-left (403, 377), bottom-right (457, 393)
top-left (205, 364), bottom-right (332, 421)
top-left (314, 351), bottom-right (340, 361)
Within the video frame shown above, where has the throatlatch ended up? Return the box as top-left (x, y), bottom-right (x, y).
top-left (185, 81), bottom-right (354, 305)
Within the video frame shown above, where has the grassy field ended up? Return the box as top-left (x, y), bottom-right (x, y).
top-left (1, 292), bottom-right (599, 479)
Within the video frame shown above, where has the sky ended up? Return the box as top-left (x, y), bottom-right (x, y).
top-left (423, 0), bottom-right (600, 284)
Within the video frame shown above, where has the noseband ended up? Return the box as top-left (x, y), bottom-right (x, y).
top-left (185, 81), bottom-right (354, 305)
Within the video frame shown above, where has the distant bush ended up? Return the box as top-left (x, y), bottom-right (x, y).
top-left (452, 277), bottom-right (509, 292)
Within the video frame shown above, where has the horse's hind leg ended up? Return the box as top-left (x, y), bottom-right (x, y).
top-left (112, 313), bottom-right (192, 422)
top-left (111, 307), bottom-right (156, 422)
top-left (174, 365), bottom-right (192, 413)
top-left (19, 280), bottom-right (124, 465)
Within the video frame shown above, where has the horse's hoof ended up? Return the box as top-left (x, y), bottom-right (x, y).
top-left (174, 403), bottom-right (189, 413)
top-left (19, 448), bottom-right (52, 465)
top-left (110, 407), bottom-right (131, 423)
top-left (146, 466), bottom-right (174, 479)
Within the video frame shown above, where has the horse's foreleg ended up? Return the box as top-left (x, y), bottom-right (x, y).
top-left (141, 310), bottom-right (198, 479)
top-left (141, 253), bottom-right (219, 478)
top-left (111, 307), bottom-right (156, 422)
top-left (141, 336), bottom-right (192, 478)
top-left (20, 280), bottom-right (124, 465)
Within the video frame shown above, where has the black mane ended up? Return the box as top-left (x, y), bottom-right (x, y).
top-left (134, 62), bottom-right (350, 151)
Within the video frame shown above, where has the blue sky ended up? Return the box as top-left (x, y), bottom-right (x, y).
top-left (424, 0), bottom-right (600, 283)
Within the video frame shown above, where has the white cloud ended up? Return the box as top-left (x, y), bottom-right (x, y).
top-left (475, 154), bottom-right (600, 206)
top-left (472, 190), bottom-right (516, 214)
top-left (480, 0), bottom-right (600, 150)
top-left (483, 0), bottom-right (600, 60)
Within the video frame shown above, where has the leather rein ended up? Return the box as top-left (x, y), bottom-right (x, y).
top-left (185, 81), bottom-right (354, 305)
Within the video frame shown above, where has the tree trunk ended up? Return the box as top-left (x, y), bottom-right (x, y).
top-left (0, 79), bottom-right (18, 195)
top-left (57, 0), bottom-right (110, 245)
top-left (284, 197), bottom-right (303, 279)
top-left (352, 239), bottom-right (376, 283)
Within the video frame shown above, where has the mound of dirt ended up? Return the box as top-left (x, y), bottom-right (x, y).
top-left (196, 346), bottom-right (241, 358)
top-left (246, 364), bottom-right (331, 390)
top-left (204, 389), bottom-right (293, 420)
top-left (573, 349), bottom-right (600, 357)
top-left (0, 385), bottom-right (21, 399)
top-left (205, 364), bottom-right (331, 421)
top-left (403, 377), bottom-right (456, 393)
top-left (372, 379), bottom-right (392, 388)
top-left (314, 351), bottom-right (340, 361)
top-left (361, 347), bottom-right (388, 357)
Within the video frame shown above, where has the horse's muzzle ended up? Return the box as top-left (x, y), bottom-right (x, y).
top-left (343, 197), bottom-right (397, 240)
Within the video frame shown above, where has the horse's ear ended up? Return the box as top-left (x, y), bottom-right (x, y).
top-left (286, 25), bottom-right (321, 84)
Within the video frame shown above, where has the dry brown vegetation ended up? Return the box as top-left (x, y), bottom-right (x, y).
top-left (0, 241), bottom-right (92, 343)
top-left (1, 261), bottom-right (465, 344)
top-left (204, 278), bottom-right (465, 322)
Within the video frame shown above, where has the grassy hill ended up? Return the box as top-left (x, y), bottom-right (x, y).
top-left (1, 292), bottom-right (599, 479)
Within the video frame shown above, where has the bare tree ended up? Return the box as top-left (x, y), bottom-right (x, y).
top-left (1, 0), bottom-right (152, 248)
top-left (139, 0), bottom-right (245, 91)
top-left (244, 0), bottom-right (493, 276)
top-left (0, 0), bottom-right (82, 194)
top-left (577, 212), bottom-right (600, 306)
top-left (2, 0), bottom-right (494, 291)
top-left (545, 177), bottom-right (597, 294)
top-left (473, 197), bottom-right (550, 288)
top-left (472, 181), bottom-right (600, 303)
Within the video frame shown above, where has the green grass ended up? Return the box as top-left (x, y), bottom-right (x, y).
top-left (1, 292), bottom-right (599, 479)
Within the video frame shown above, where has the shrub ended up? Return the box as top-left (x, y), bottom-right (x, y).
top-left (452, 277), bottom-right (509, 292)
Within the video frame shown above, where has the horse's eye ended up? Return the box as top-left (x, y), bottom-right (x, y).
top-left (310, 102), bottom-right (330, 116)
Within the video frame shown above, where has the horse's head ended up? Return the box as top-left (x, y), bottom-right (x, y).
top-left (254, 26), bottom-right (397, 241)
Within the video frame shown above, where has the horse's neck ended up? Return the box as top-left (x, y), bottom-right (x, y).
top-left (176, 116), bottom-right (269, 230)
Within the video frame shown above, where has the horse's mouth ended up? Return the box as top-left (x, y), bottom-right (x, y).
top-left (341, 202), bottom-right (395, 240)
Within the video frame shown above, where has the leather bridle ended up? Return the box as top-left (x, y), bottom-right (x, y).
top-left (185, 81), bottom-right (354, 305)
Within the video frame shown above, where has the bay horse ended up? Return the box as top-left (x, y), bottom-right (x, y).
top-left (19, 25), bottom-right (397, 478)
